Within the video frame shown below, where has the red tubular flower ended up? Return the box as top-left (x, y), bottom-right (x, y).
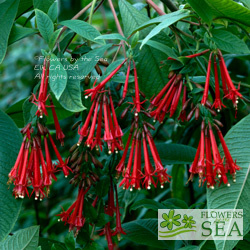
top-left (107, 101), bottom-right (122, 153)
top-left (100, 223), bottom-right (114, 250)
top-left (204, 130), bottom-right (216, 189)
top-left (78, 98), bottom-right (97, 145)
top-left (57, 201), bottom-right (77, 223)
top-left (113, 185), bottom-right (126, 240)
top-left (218, 57), bottom-right (229, 96)
top-left (109, 91), bottom-right (123, 145)
top-left (49, 97), bottom-right (65, 146)
top-left (44, 136), bottom-right (57, 181)
top-left (119, 131), bottom-right (136, 189)
top-left (85, 58), bottom-right (127, 100)
top-left (130, 131), bottom-right (142, 190)
top-left (144, 125), bottom-right (170, 188)
top-left (170, 80), bottom-right (183, 117)
top-left (116, 124), bottom-right (134, 173)
top-left (218, 50), bottom-right (242, 106)
top-left (167, 49), bottom-right (210, 60)
top-left (201, 52), bottom-right (213, 105)
top-left (122, 60), bottom-right (131, 100)
top-left (32, 59), bottom-right (50, 118)
top-left (178, 85), bottom-right (187, 122)
top-left (48, 133), bottom-right (72, 177)
top-left (31, 139), bottom-right (45, 201)
top-left (197, 121), bottom-right (205, 178)
top-left (13, 141), bottom-right (30, 199)
top-left (107, 180), bottom-right (116, 217)
top-left (92, 98), bottom-right (103, 151)
top-left (188, 139), bottom-right (201, 182)
top-left (150, 74), bottom-right (176, 108)
top-left (85, 98), bottom-right (99, 148)
top-left (208, 122), bottom-right (229, 186)
top-left (103, 95), bottom-right (113, 154)
top-left (212, 55), bottom-right (226, 111)
top-left (8, 137), bottom-right (26, 184)
top-left (150, 82), bottom-right (175, 122)
top-left (142, 131), bottom-right (156, 189)
top-left (215, 125), bottom-right (240, 181)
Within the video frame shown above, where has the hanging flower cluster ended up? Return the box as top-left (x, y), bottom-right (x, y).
top-left (189, 120), bottom-right (240, 189)
top-left (201, 50), bottom-right (242, 111)
top-left (99, 179), bottom-right (126, 249)
top-left (8, 123), bottom-right (69, 200)
top-left (8, 58), bottom-right (67, 199)
top-left (77, 90), bottom-right (123, 154)
top-left (116, 121), bottom-right (171, 191)
top-left (149, 74), bottom-right (184, 123)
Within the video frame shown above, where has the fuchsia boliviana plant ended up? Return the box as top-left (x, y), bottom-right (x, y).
top-left (5, 0), bottom-right (247, 248)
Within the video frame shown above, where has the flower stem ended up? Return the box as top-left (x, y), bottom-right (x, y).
top-left (89, 0), bottom-right (98, 25)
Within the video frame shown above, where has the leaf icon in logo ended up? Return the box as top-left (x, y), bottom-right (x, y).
top-left (160, 210), bottom-right (181, 230)
top-left (182, 214), bottom-right (196, 228)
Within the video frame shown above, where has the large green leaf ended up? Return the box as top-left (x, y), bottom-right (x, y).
top-left (59, 20), bottom-right (105, 45)
top-left (134, 10), bottom-right (191, 48)
top-left (8, 25), bottom-right (38, 45)
top-left (75, 44), bottom-right (112, 77)
top-left (0, 110), bottom-right (22, 241)
top-left (0, 226), bottom-right (39, 249)
top-left (130, 199), bottom-right (166, 212)
top-left (211, 29), bottom-right (250, 54)
top-left (122, 219), bottom-right (171, 249)
top-left (187, 0), bottom-right (250, 26)
top-left (33, 0), bottom-right (54, 13)
top-left (59, 60), bottom-right (86, 112)
top-left (0, 0), bottom-right (20, 64)
top-left (35, 9), bottom-right (54, 44)
top-left (16, 0), bottom-right (33, 18)
top-left (49, 53), bottom-right (67, 100)
top-left (119, 0), bottom-right (149, 38)
top-left (207, 114), bottom-right (250, 250)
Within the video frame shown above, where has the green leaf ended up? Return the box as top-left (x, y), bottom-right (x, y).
top-left (130, 199), bottom-right (166, 212)
top-left (16, 0), bottom-right (33, 18)
top-left (155, 143), bottom-right (196, 165)
top-left (119, 0), bottom-right (149, 37)
top-left (122, 219), bottom-right (170, 249)
top-left (33, 0), bottom-right (54, 13)
top-left (0, 110), bottom-right (23, 241)
top-left (211, 29), bottom-right (250, 54)
top-left (131, 31), bottom-right (140, 49)
top-left (35, 9), bottom-right (54, 44)
top-left (39, 238), bottom-right (67, 250)
top-left (48, 29), bottom-right (62, 50)
top-left (171, 165), bottom-right (186, 200)
top-left (161, 198), bottom-right (188, 209)
top-left (140, 10), bottom-right (191, 48)
top-left (49, 53), bottom-right (68, 99)
top-left (95, 33), bottom-right (127, 42)
top-left (141, 40), bottom-right (177, 58)
top-left (186, 0), bottom-right (213, 24)
top-left (0, 0), bottom-right (20, 64)
top-left (207, 114), bottom-right (250, 250)
top-left (65, 232), bottom-right (75, 250)
top-left (95, 176), bottom-right (110, 197)
top-left (188, 0), bottom-right (250, 27)
top-left (59, 59), bottom-right (86, 113)
top-left (75, 44), bottom-right (112, 77)
top-left (60, 20), bottom-right (105, 44)
top-left (241, 0), bottom-right (250, 9)
top-left (0, 226), bottom-right (39, 249)
top-left (8, 25), bottom-right (38, 45)
top-left (133, 9), bottom-right (191, 35)
top-left (47, 2), bottom-right (58, 23)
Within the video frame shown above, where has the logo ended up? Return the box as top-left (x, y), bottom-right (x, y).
top-left (158, 209), bottom-right (243, 240)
